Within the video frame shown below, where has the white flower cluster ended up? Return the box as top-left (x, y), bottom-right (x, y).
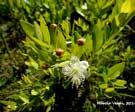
top-left (62, 56), bottom-right (89, 88)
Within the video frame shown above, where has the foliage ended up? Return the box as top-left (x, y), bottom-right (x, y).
top-left (0, 0), bottom-right (135, 112)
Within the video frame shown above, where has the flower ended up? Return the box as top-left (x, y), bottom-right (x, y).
top-left (62, 56), bottom-right (89, 88)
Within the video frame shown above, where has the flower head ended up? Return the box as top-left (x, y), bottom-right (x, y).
top-left (62, 56), bottom-right (89, 88)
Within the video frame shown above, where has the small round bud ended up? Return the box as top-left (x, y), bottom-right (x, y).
top-left (41, 63), bottom-right (49, 70)
top-left (77, 38), bottom-right (86, 46)
top-left (55, 48), bottom-right (64, 57)
top-left (50, 23), bottom-right (57, 30)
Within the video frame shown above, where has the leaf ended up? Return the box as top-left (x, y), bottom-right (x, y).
top-left (50, 29), bottom-right (57, 46)
top-left (115, 15), bottom-right (120, 26)
top-left (30, 36), bottom-right (49, 48)
top-left (19, 96), bottom-right (29, 104)
top-left (84, 35), bottom-right (93, 53)
top-left (76, 8), bottom-right (85, 17)
top-left (121, 0), bottom-right (135, 13)
top-left (41, 95), bottom-right (55, 106)
top-left (93, 20), bottom-right (104, 50)
top-left (31, 37), bottom-right (50, 48)
top-left (105, 87), bottom-right (115, 93)
top-left (40, 16), bottom-right (50, 44)
top-left (101, 0), bottom-right (114, 15)
top-left (31, 89), bottom-right (38, 96)
top-left (114, 80), bottom-right (127, 87)
top-left (25, 57), bottom-right (39, 69)
top-left (53, 61), bottom-right (70, 67)
top-left (0, 78), bottom-right (6, 87)
top-left (20, 20), bottom-right (35, 38)
top-left (37, 49), bottom-right (51, 61)
top-left (112, 12), bottom-right (127, 27)
top-left (22, 75), bottom-right (32, 84)
top-left (7, 0), bottom-right (14, 8)
top-left (56, 30), bottom-right (66, 49)
top-left (25, 43), bottom-right (38, 54)
top-left (107, 62), bottom-right (125, 80)
top-left (71, 44), bottom-right (83, 58)
top-left (130, 83), bottom-right (135, 88)
top-left (18, 91), bottom-right (29, 104)
top-left (21, 19), bottom-right (49, 48)
top-left (127, 46), bottom-right (131, 54)
top-left (108, 71), bottom-right (120, 80)
top-left (8, 94), bottom-right (20, 100)
top-left (61, 20), bottom-right (70, 35)
top-left (34, 22), bottom-right (43, 40)
top-left (46, 106), bottom-right (51, 112)
top-left (100, 84), bottom-right (108, 89)
top-left (0, 100), bottom-right (17, 110)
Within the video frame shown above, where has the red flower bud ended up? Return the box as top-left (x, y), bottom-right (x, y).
top-left (77, 38), bottom-right (86, 46)
top-left (41, 63), bottom-right (49, 70)
top-left (55, 48), bottom-right (64, 57)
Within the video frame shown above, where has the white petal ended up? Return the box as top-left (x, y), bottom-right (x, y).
top-left (72, 76), bottom-right (81, 87)
top-left (71, 56), bottom-right (80, 64)
top-left (79, 61), bottom-right (89, 69)
top-left (62, 65), bottom-right (72, 75)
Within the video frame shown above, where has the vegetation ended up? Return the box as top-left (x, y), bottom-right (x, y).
top-left (0, 0), bottom-right (135, 111)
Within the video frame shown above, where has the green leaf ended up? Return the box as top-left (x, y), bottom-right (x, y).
top-left (121, 0), bottom-right (135, 13)
top-left (24, 40), bottom-right (39, 53)
top-left (30, 36), bottom-right (49, 48)
top-left (34, 22), bottom-right (43, 40)
top-left (108, 71), bottom-right (121, 80)
top-left (130, 83), bottom-right (135, 88)
top-left (71, 44), bottom-right (83, 58)
top-left (115, 15), bottom-right (120, 26)
top-left (20, 20), bottom-right (35, 38)
top-left (25, 57), bottom-right (39, 69)
top-left (100, 0), bottom-right (114, 16)
top-left (107, 62), bottom-right (125, 80)
top-left (50, 29), bottom-right (57, 46)
top-left (21, 19), bottom-right (50, 48)
top-left (53, 61), bottom-right (70, 67)
top-left (127, 46), bottom-right (131, 53)
top-left (31, 89), bottom-right (38, 96)
top-left (22, 75), bottom-right (32, 84)
top-left (0, 100), bottom-right (17, 110)
top-left (114, 80), bottom-right (127, 87)
top-left (105, 87), bottom-right (115, 93)
top-left (41, 95), bottom-right (55, 106)
top-left (40, 16), bottom-right (50, 44)
top-left (61, 20), bottom-right (70, 35)
top-left (19, 91), bottom-right (29, 104)
top-left (56, 30), bottom-right (66, 49)
top-left (84, 35), bottom-right (93, 53)
top-left (19, 96), bottom-right (29, 104)
top-left (46, 106), bottom-right (51, 112)
top-left (114, 13), bottom-right (127, 27)
top-left (93, 20), bottom-right (104, 50)
top-left (100, 84), bottom-right (108, 89)
top-left (8, 94), bottom-right (20, 100)
top-left (7, 0), bottom-right (14, 8)
top-left (0, 78), bottom-right (6, 87)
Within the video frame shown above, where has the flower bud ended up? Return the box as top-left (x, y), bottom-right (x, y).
top-left (55, 48), bottom-right (64, 57)
top-left (77, 38), bottom-right (86, 46)
top-left (50, 23), bottom-right (57, 30)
